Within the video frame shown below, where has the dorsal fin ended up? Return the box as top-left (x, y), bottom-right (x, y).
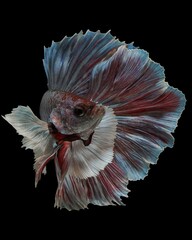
top-left (43, 30), bottom-right (124, 96)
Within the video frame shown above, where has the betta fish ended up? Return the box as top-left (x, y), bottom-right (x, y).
top-left (3, 30), bottom-right (186, 210)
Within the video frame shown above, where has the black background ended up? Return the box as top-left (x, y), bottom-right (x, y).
top-left (1, 3), bottom-right (191, 238)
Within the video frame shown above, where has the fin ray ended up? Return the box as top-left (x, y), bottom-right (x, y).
top-left (43, 30), bottom-right (124, 96)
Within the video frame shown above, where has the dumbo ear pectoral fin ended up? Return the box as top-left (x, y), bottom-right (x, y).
top-left (3, 106), bottom-right (48, 139)
top-left (3, 106), bottom-right (55, 184)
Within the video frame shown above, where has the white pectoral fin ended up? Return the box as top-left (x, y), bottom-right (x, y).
top-left (3, 106), bottom-right (46, 135)
top-left (67, 106), bottom-right (118, 179)
top-left (3, 106), bottom-right (55, 182)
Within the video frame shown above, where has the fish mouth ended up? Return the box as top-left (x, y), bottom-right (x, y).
top-left (49, 114), bottom-right (71, 135)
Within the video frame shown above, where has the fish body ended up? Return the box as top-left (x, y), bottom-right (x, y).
top-left (3, 30), bottom-right (186, 210)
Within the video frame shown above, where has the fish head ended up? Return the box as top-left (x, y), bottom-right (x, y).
top-left (49, 92), bottom-right (105, 138)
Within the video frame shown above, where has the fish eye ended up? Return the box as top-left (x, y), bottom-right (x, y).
top-left (74, 107), bottom-right (86, 117)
